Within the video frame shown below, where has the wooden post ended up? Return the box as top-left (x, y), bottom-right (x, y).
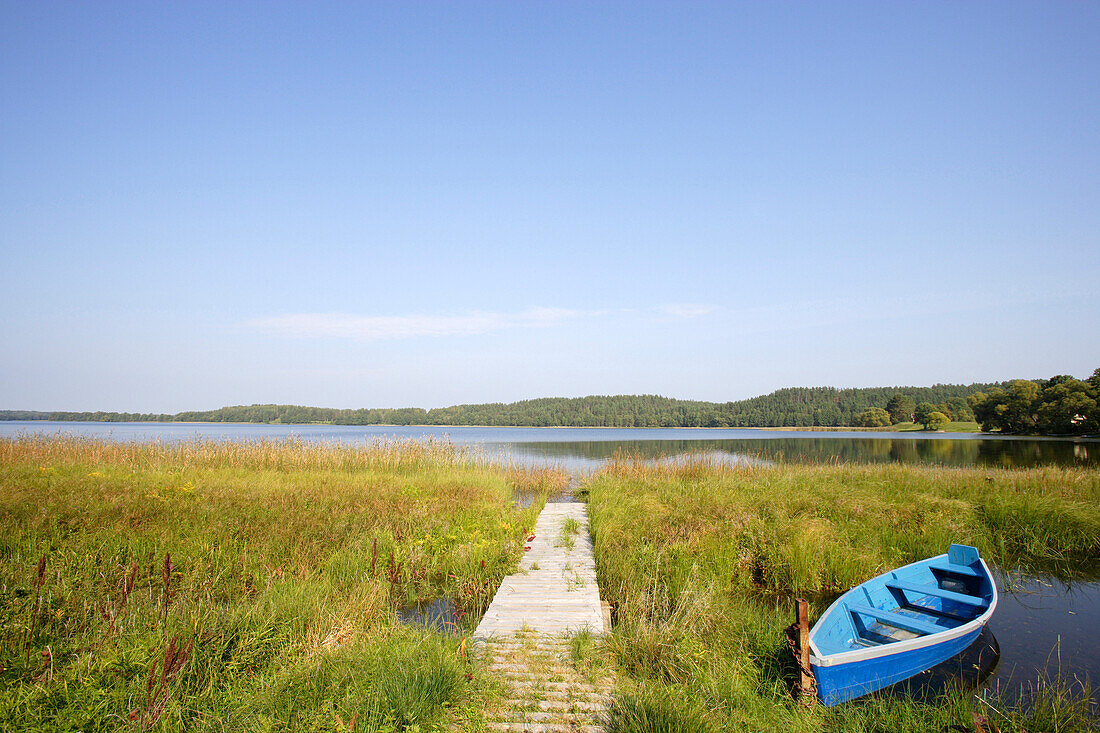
top-left (796, 598), bottom-right (813, 701)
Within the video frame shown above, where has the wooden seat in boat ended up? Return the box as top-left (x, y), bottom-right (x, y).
top-left (847, 603), bottom-right (944, 636)
top-left (929, 561), bottom-right (981, 578)
top-left (885, 579), bottom-right (988, 607)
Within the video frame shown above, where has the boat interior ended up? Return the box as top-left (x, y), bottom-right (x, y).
top-left (813, 545), bottom-right (994, 656)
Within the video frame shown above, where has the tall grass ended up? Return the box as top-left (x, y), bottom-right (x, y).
top-left (605, 681), bottom-right (718, 733)
top-left (0, 436), bottom-right (566, 730)
top-left (592, 457), bottom-right (1099, 603)
top-left (588, 457), bottom-right (1100, 732)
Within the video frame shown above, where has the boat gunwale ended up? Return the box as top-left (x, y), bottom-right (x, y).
top-left (807, 554), bottom-right (998, 668)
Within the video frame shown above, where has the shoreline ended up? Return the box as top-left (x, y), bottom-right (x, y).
top-left (4, 419), bottom-right (1097, 441)
top-left (0, 420), bottom-right (979, 431)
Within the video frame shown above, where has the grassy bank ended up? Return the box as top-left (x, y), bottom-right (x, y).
top-left (0, 436), bottom-right (566, 731)
top-left (758, 422), bottom-right (982, 433)
top-left (586, 459), bottom-right (1100, 732)
top-left (760, 421), bottom-right (982, 433)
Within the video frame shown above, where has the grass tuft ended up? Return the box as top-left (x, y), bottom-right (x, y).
top-left (606, 681), bottom-right (717, 733)
top-left (556, 516), bottom-right (582, 550)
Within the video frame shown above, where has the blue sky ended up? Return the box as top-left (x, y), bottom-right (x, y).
top-left (2, 1), bottom-right (1098, 412)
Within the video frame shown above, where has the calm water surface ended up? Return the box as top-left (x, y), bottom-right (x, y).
top-left (986, 574), bottom-right (1100, 704)
top-left (889, 573), bottom-right (1100, 706)
top-left (1, 421), bottom-right (1096, 469)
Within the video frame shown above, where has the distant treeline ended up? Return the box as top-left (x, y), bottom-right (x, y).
top-left (1, 382), bottom-right (1007, 428)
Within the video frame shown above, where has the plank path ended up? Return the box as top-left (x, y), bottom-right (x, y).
top-left (471, 501), bottom-right (612, 732)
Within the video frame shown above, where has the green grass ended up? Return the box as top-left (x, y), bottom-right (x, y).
top-left (587, 458), bottom-right (1100, 732)
top-left (556, 516), bottom-right (581, 550)
top-left (0, 436), bottom-right (567, 731)
top-left (605, 680), bottom-right (718, 733)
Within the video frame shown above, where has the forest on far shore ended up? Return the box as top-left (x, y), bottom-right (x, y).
top-left (3, 371), bottom-right (1096, 434)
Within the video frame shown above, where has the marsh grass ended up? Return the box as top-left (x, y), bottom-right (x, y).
top-left (0, 436), bottom-right (566, 730)
top-left (592, 456), bottom-right (1099, 599)
top-left (564, 627), bottom-right (614, 687)
top-left (588, 456), bottom-right (1100, 732)
top-left (567, 628), bottom-right (596, 666)
top-left (605, 681), bottom-right (718, 733)
top-left (977, 675), bottom-right (1097, 731)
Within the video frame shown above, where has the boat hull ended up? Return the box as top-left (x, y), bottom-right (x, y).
top-left (811, 624), bottom-right (984, 706)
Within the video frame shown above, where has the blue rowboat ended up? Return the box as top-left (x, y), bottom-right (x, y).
top-left (808, 544), bottom-right (998, 706)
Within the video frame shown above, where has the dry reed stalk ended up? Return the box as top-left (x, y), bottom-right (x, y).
top-left (125, 562), bottom-right (138, 604)
top-left (968, 711), bottom-right (1002, 733)
top-left (100, 562), bottom-right (140, 634)
top-left (386, 552), bottom-right (402, 592)
top-left (2, 434), bottom-right (493, 483)
top-left (132, 635), bottom-right (193, 727)
top-left (24, 555), bottom-right (47, 663)
top-left (160, 552), bottom-right (174, 623)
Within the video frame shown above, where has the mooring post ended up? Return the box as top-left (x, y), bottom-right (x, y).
top-left (796, 598), bottom-right (813, 701)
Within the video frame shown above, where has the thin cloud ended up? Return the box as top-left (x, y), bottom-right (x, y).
top-left (712, 289), bottom-right (1045, 337)
top-left (658, 303), bottom-right (718, 318)
top-left (245, 307), bottom-right (581, 341)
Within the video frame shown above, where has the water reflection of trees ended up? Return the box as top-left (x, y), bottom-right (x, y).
top-left (508, 438), bottom-right (1097, 468)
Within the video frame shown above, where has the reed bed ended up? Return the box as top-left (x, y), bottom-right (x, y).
top-left (0, 436), bottom-right (566, 731)
top-left (588, 456), bottom-right (1100, 732)
top-left (0, 432), bottom-right (486, 473)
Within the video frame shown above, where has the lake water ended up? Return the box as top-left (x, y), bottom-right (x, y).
top-left (0, 421), bottom-right (1096, 470)
top-left (888, 572), bottom-right (1100, 707)
top-left (985, 574), bottom-right (1100, 705)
